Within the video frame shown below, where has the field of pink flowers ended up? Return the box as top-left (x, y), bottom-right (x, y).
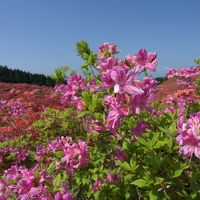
top-left (0, 41), bottom-right (200, 199)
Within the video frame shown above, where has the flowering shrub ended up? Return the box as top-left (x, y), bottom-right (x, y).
top-left (0, 41), bottom-right (200, 199)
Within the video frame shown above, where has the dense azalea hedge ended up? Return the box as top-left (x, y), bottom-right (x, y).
top-left (0, 41), bottom-right (200, 199)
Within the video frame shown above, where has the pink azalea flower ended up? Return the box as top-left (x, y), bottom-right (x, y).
top-left (131, 121), bottom-right (149, 137)
top-left (107, 172), bottom-right (120, 184)
top-left (124, 55), bottom-right (137, 68)
top-left (71, 96), bottom-right (85, 111)
top-left (54, 191), bottom-right (73, 200)
top-left (102, 67), bottom-right (144, 96)
top-left (98, 42), bottom-right (120, 55)
top-left (135, 49), bottom-right (157, 72)
top-left (87, 120), bottom-right (105, 133)
top-left (93, 179), bottom-right (102, 192)
top-left (67, 74), bottom-right (84, 91)
top-left (4, 165), bottom-right (20, 181)
top-left (106, 109), bottom-right (121, 133)
top-left (115, 148), bottom-right (126, 161)
top-left (97, 57), bottom-right (119, 73)
top-left (177, 112), bottom-right (200, 159)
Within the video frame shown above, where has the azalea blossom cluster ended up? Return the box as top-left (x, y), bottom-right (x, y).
top-left (93, 172), bottom-right (121, 193)
top-left (0, 147), bottom-right (28, 165)
top-left (54, 43), bottom-right (158, 138)
top-left (167, 67), bottom-right (200, 79)
top-left (0, 136), bottom-right (88, 199)
top-left (176, 112), bottom-right (200, 159)
top-left (47, 136), bottom-right (89, 175)
top-left (10, 102), bottom-right (26, 116)
top-left (97, 44), bottom-right (157, 135)
top-left (0, 100), bottom-right (26, 116)
top-left (54, 74), bottom-right (85, 111)
top-left (162, 91), bottom-right (194, 117)
top-left (0, 165), bottom-right (73, 200)
top-left (35, 136), bottom-right (89, 176)
top-left (167, 66), bottom-right (200, 89)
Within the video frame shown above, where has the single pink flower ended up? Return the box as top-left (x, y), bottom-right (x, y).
top-left (135, 49), bottom-right (157, 72)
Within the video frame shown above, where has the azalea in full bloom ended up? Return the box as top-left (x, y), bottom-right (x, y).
top-left (135, 49), bottom-right (157, 72)
top-left (98, 42), bottom-right (120, 55)
top-left (176, 112), bottom-right (200, 159)
top-left (131, 121), bottom-right (149, 137)
top-left (102, 66), bottom-right (144, 95)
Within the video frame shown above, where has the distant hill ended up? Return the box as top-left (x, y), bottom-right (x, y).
top-left (0, 65), bottom-right (55, 87)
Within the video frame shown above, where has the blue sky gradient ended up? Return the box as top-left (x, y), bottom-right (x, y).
top-left (0, 0), bottom-right (200, 77)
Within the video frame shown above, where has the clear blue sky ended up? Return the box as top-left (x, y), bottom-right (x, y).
top-left (0, 0), bottom-right (200, 77)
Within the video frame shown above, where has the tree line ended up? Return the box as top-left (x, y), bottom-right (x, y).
top-left (0, 65), bottom-right (167, 87)
top-left (0, 65), bottom-right (55, 87)
top-left (155, 76), bottom-right (167, 84)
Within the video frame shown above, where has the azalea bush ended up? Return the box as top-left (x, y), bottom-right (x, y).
top-left (0, 41), bottom-right (200, 199)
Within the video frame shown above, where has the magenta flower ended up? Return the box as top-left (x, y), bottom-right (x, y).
top-left (17, 170), bottom-right (35, 195)
top-left (124, 55), bottom-right (137, 68)
top-left (131, 77), bottom-right (157, 114)
top-left (177, 112), bottom-right (200, 159)
top-left (93, 179), bottom-right (102, 192)
top-left (87, 120), bottom-right (105, 133)
top-left (10, 102), bottom-right (26, 116)
top-left (54, 183), bottom-right (73, 200)
top-left (36, 145), bottom-right (47, 161)
top-left (0, 99), bottom-right (6, 108)
top-left (97, 57), bottom-right (119, 73)
top-left (104, 94), bottom-right (131, 135)
top-left (28, 187), bottom-right (41, 199)
top-left (115, 148), bottom-right (126, 161)
top-left (107, 172), bottom-right (120, 184)
top-left (71, 96), bottom-right (85, 111)
top-left (102, 67), bottom-right (143, 95)
top-left (131, 121), bottom-right (149, 137)
top-left (98, 42), bottom-right (120, 55)
top-left (4, 165), bottom-right (20, 181)
top-left (135, 49), bottom-right (157, 72)
top-left (85, 78), bottom-right (98, 91)
top-left (106, 109), bottom-right (121, 133)
top-left (54, 191), bottom-right (73, 200)
top-left (67, 74), bottom-right (84, 91)
top-left (167, 66), bottom-right (200, 79)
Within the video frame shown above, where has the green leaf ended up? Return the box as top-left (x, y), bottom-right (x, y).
top-left (81, 62), bottom-right (90, 69)
top-left (29, 150), bottom-right (35, 159)
top-left (168, 122), bottom-right (177, 136)
top-left (82, 91), bottom-right (92, 106)
top-left (119, 162), bottom-right (131, 171)
top-left (138, 137), bottom-right (149, 146)
top-left (172, 163), bottom-right (190, 178)
top-left (55, 151), bottom-right (64, 158)
top-left (77, 110), bottom-right (92, 118)
top-left (47, 162), bottom-right (55, 173)
top-left (92, 174), bottom-right (98, 181)
top-left (53, 173), bottom-right (62, 188)
top-left (150, 133), bottom-right (159, 147)
top-left (149, 190), bottom-right (158, 200)
top-left (89, 93), bottom-right (99, 112)
top-left (88, 55), bottom-right (93, 64)
top-left (130, 159), bottom-right (139, 171)
top-left (131, 179), bottom-right (149, 187)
